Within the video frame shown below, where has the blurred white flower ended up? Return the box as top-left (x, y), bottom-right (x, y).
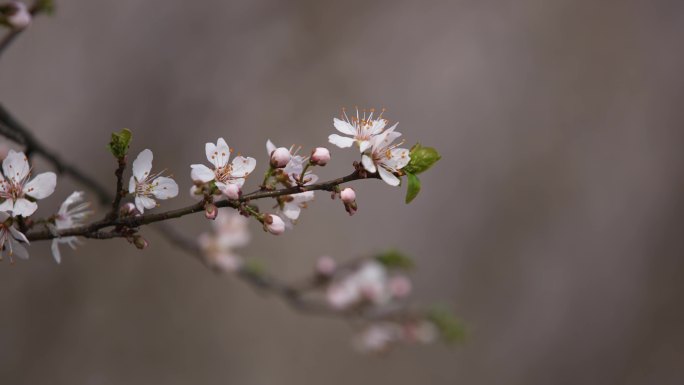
top-left (191, 138), bottom-right (256, 198)
top-left (329, 107), bottom-right (392, 152)
top-left (353, 323), bottom-right (402, 353)
top-left (199, 209), bottom-right (250, 272)
top-left (51, 191), bottom-right (92, 264)
top-left (128, 149), bottom-right (179, 213)
top-left (325, 261), bottom-right (393, 309)
top-left (0, 149), bottom-right (56, 217)
top-left (0, 210), bottom-right (29, 263)
top-left (6, 2), bottom-right (31, 30)
top-left (361, 125), bottom-right (410, 186)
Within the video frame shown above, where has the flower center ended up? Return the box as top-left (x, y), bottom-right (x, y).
top-left (214, 165), bottom-right (234, 183)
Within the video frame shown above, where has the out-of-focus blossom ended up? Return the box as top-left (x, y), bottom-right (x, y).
top-left (5, 2), bottom-right (31, 30)
top-left (353, 323), bottom-right (402, 353)
top-left (0, 150), bottom-right (56, 217)
top-left (199, 209), bottom-right (250, 272)
top-left (51, 191), bottom-right (92, 264)
top-left (316, 255), bottom-right (336, 276)
top-left (128, 149), bottom-right (179, 213)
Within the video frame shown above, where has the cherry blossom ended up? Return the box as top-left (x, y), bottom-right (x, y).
top-left (326, 261), bottom-right (393, 309)
top-left (329, 108), bottom-right (395, 152)
top-left (51, 191), bottom-right (92, 264)
top-left (191, 138), bottom-right (256, 198)
top-left (0, 210), bottom-right (29, 263)
top-left (265, 214), bottom-right (285, 235)
top-left (6, 1), bottom-right (31, 30)
top-left (0, 149), bottom-right (56, 217)
top-left (199, 209), bottom-right (250, 272)
top-left (310, 147), bottom-right (330, 166)
top-left (128, 149), bottom-right (179, 214)
top-left (353, 323), bottom-right (402, 353)
top-left (361, 125), bottom-right (410, 186)
top-left (266, 140), bottom-right (291, 168)
top-left (277, 190), bottom-right (315, 228)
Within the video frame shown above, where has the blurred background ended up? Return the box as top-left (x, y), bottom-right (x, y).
top-left (1, 0), bottom-right (683, 384)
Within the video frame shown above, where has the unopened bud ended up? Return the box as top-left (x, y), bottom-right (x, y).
top-left (220, 183), bottom-right (241, 200)
top-left (388, 276), bottom-right (412, 298)
top-left (310, 147), bottom-right (331, 166)
top-left (316, 255), bottom-right (336, 276)
top-left (133, 235), bottom-right (148, 250)
top-left (120, 202), bottom-right (140, 217)
top-left (340, 187), bottom-right (356, 203)
top-left (264, 214), bottom-right (285, 235)
top-left (270, 147), bottom-right (291, 168)
top-left (205, 203), bottom-right (218, 220)
top-left (5, 2), bottom-right (31, 30)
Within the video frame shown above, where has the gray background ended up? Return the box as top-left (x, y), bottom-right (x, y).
top-left (1, 0), bottom-right (683, 384)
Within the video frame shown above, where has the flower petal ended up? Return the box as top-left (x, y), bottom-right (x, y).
top-left (0, 200), bottom-right (14, 214)
top-left (334, 118), bottom-right (356, 135)
top-left (132, 149), bottom-right (154, 182)
top-left (51, 239), bottom-right (62, 264)
top-left (2, 150), bottom-right (29, 182)
top-left (10, 239), bottom-right (29, 260)
top-left (385, 148), bottom-right (411, 170)
top-left (12, 198), bottom-right (37, 217)
top-left (282, 201), bottom-right (302, 220)
top-left (358, 140), bottom-right (371, 153)
top-left (266, 140), bottom-right (276, 156)
top-left (128, 176), bottom-right (136, 194)
top-left (378, 167), bottom-right (400, 186)
top-left (207, 138), bottom-right (231, 168)
top-left (58, 191), bottom-right (85, 215)
top-left (135, 195), bottom-right (157, 213)
top-left (328, 134), bottom-right (355, 148)
top-left (10, 226), bottom-right (29, 244)
top-left (362, 154), bottom-right (376, 173)
top-left (190, 164), bottom-right (216, 183)
top-left (369, 119), bottom-right (388, 135)
top-left (230, 156), bottom-right (256, 178)
top-left (150, 177), bottom-right (179, 199)
top-left (24, 172), bottom-right (56, 200)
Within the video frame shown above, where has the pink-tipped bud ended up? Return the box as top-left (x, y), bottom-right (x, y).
top-left (6, 2), bottom-right (31, 30)
top-left (388, 276), bottom-right (412, 299)
top-left (270, 147), bottom-right (291, 168)
top-left (340, 187), bottom-right (356, 203)
top-left (205, 203), bottom-right (218, 220)
top-left (310, 147), bottom-right (331, 166)
top-left (133, 235), bottom-right (148, 250)
top-left (316, 255), bottom-right (337, 276)
top-left (264, 214), bottom-right (285, 235)
top-left (220, 183), bottom-right (241, 200)
top-left (120, 202), bottom-right (140, 217)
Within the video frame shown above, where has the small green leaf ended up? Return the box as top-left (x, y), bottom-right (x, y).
top-left (107, 128), bottom-right (132, 159)
top-left (404, 143), bottom-right (441, 175)
top-left (405, 172), bottom-right (421, 204)
top-left (427, 307), bottom-right (466, 344)
top-left (375, 249), bottom-right (414, 270)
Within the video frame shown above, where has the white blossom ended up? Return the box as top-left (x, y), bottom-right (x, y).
top-left (329, 108), bottom-right (393, 152)
top-left (361, 125), bottom-right (410, 186)
top-left (353, 323), bottom-right (402, 353)
top-left (128, 149), bottom-right (179, 214)
top-left (0, 211), bottom-right (29, 263)
top-left (310, 147), bottom-right (330, 166)
top-left (265, 214), bottom-right (285, 235)
top-left (191, 138), bottom-right (256, 198)
top-left (0, 150), bottom-right (56, 217)
top-left (198, 209), bottom-right (250, 272)
top-left (51, 191), bottom-right (92, 264)
top-left (6, 2), bottom-right (31, 30)
top-left (326, 261), bottom-right (392, 309)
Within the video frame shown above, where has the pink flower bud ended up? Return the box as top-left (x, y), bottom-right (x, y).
top-left (120, 202), bottom-right (140, 217)
top-left (133, 235), bottom-right (148, 250)
top-left (310, 147), bottom-right (331, 166)
top-left (220, 183), bottom-right (241, 200)
top-left (316, 255), bottom-right (336, 276)
top-left (388, 276), bottom-right (412, 298)
top-left (265, 214), bottom-right (285, 235)
top-left (205, 203), bottom-right (218, 220)
top-left (6, 2), bottom-right (31, 30)
top-left (270, 147), bottom-right (291, 168)
top-left (340, 187), bottom-right (356, 203)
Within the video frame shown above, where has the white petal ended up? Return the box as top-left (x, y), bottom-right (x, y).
top-left (385, 148), bottom-right (411, 170)
top-left (292, 191), bottom-right (315, 203)
top-left (2, 149), bottom-right (29, 182)
top-left (24, 172), bottom-right (57, 200)
top-left (207, 138), bottom-right (231, 168)
top-left (58, 191), bottom-right (84, 215)
top-left (135, 195), bottom-right (156, 213)
top-left (12, 198), bottom-right (37, 217)
top-left (333, 118), bottom-right (356, 135)
top-left (150, 177), bottom-right (179, 199)
top-left (132, 149), bottom-right (153, 182)
top-left (362, 154), bottom-right (377, 173)
top-left (0, 200), bottom-right (14, 214)
top-left (378, 167), bottom-right (400, 186)
top-left (230, 156), bottom-right (256, 178)
top-left (10, 239), bottom-right (29, 260)
top-left (190, 164), bottom-right (216, 183)
top-left (358, 140), bottom-right (371, 153)
top-left (328, 134), bottom-right (355, 148)
top-left (369, 119), bottom-right (388, 135)
top-left (10, 227), bottom-right (29, 244)
top-left (266, 140), bottom-right (276, 156)
top-left (51, 240), bottom-right (62, 264)
top-left (282, 201), bottom-right (302, 220)
top-left (128, 176), bottom-right (136, 193)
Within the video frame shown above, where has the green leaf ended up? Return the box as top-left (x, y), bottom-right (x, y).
top-left (375, 249), bottom-right (414, 270)
top-left (427, 307), bottom-right (466, 344)
top-left (35, 0), bottom-right (56, 15)
top-left (405, 172), bottom-right (421, 204)
top-left (404, 143), bottom-right (441, 175)
top-left (107, 128), bottom-right (132, 159)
